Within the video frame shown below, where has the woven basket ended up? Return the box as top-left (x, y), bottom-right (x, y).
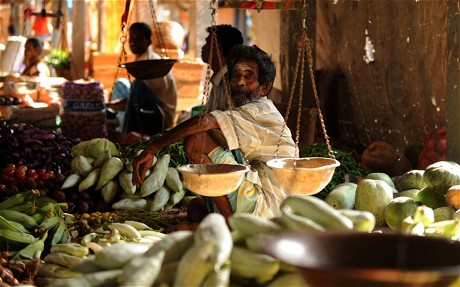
top-left (152, 21), bottom-right (186, 50)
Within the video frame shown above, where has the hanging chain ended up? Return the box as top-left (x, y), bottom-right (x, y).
top-left (149, 0), bottom-right (167, 58)
top-left (108, 0), bottom-right (132, 102)
top-left (304, 27), bottom-right (334, 159)
top-left (209, 2), bottom-right (248, 165)
top-left (274, 0), bottom-right (334, 159)
top-left (192, 1), bottom-right (218, 164)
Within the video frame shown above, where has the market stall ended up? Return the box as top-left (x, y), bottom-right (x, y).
top-left (0, 0), bottom-right (460, 286)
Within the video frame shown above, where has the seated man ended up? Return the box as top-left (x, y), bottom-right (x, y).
top-left (132, 44), bottom-right (296, 219)
top-left (21, 37), bottom-right (51, 78)
top-left (2, 37), bottom-right (51, 99)
top-left (107, 22), bottom-right (177, 136)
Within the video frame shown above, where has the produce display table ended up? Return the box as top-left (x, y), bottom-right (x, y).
top-left (0, 117), bottom-right (459, 286)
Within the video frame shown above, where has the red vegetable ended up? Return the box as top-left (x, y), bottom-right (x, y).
top-left (417, 127), bottom-right (447, 169)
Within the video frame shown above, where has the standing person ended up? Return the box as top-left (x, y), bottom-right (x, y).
top-left (108, 22), bottom-right (177, 136)
top-left (21, 37), bottom-right (51, 78)
top-left (201, 25), bottom-right (243, 112)
top-left (132, 45), bottom-right (296, 219)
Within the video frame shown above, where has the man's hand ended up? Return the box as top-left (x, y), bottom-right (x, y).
top-left (132, 146), bottom-right (157, 187)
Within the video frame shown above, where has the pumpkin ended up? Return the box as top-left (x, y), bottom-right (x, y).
top-left (423, 161), bottom-right (460, 195)
top-left (361, 141), bottom-right (412, 177)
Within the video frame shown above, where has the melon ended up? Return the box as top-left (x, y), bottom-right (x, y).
top-left (423, 161), bottom-right (460, 194)
top-left (366, 172), bottom-right (395, 189)
top-left (384, 196), bottom-right (419, 230)
top-left (397, 169), bottom-right (427, 190)
top-left (415, 186), bottom-right (447, 209)
top-left (446, 185), bottom-right (460, 210)
top-left (355, 179), bottom-right (394, 227)
top-left (433, 206), bottom-right (455, 222)
top-left (394, 189), bottom-right (420, 200)
top-left (324, 183), bottom-right (357, 209)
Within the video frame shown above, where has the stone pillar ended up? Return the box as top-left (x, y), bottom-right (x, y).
top-left (188, 1), bottom-right (212, 58)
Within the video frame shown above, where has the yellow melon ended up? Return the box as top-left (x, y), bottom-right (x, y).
top-left (446, 185), bottom-right (460, 210)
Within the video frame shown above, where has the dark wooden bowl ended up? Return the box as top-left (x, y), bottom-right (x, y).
top-left (119, 59), bottom-right (178, 79)
top-left (261, 231), bottom-right (460, 287)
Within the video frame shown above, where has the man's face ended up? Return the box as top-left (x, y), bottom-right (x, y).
top-left (129, 29), bottom-right (150, 56)
top-left (201, 34), bottom-right (223, 66)
top-left (229, 59), bottom-right (263, 107)
top-left (201, 35), bottom-right (211, 64)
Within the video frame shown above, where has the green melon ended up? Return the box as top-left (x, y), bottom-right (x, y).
top-left (394, 189), bottom-right (420, 200)
top-left (384, 196), bottom-right (419, 230)
top-left (324, 183), bottom-right (357, 209)
top-left (355, 179), bottom-right (394, 227)
top-left (433, 206), bottom-right (455, 222)
top-left (415, 186), bottom-right (447, 209)
top-left (366, 172), bottom-right (396, 189)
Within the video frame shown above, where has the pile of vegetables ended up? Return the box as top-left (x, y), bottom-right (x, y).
top-left (0, 95), bottom-right (22, 106)
top-left (44, 196), bottom-right (376, 287)
top-left (299, 143), bottom-right (368, 199)
top-left (0, 190), bottom-right (73, 265)
top-left (0, 163), bottom-right (67, 203)
top-left (59, 138), bottom-right (191, 214)
top-left (0, 120), bottom-right (79, 173)
top-left (0, 252), bottom-right (40, 286)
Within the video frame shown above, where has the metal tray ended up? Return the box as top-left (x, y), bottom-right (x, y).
top-left (118, 59), bottom-right (178, 79)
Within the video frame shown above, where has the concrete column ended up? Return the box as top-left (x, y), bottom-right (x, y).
top-left (188, 1), bottom-right (212, 58)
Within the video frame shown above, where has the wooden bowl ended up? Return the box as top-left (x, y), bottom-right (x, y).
top-left (261, 231), bottom-right (460, 287)
top-left (177, 164), bottom-right (249, 197)
top-left (7, 81), bottom-right (39, 94)
top-left (266, 157), bottom-right (340, 195)
top-left (119, 59), bottom-right (178, 79)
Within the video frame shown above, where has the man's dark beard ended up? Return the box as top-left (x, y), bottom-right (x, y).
top-left (231, 88), bottom-right (260, 107)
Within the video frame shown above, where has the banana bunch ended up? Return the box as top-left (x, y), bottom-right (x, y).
top-left (0, 190), bottom-right (72, 260)
top-left (63, 143), bottom-right (188, 212)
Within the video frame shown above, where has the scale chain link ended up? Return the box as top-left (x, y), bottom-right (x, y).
top-left (149, 0), bottom-right (167, 58)
top-left (275, 1), bottom-right (334, 161)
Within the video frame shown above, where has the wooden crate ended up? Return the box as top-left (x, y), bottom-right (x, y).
top-left (90, 52), bottom-right (135, 97)
top-left (171, 60), bottom-right (206, 99)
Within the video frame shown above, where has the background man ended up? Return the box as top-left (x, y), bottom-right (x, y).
top-left (108, 22), bottom-right (177, 136)
top-left (201, 24), bottom-right (244, 112)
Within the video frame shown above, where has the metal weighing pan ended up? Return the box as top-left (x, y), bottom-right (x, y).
top-left (261, 231), bottom-right (460, 287)
top-left (118, 59), bottom-right (178, 79)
